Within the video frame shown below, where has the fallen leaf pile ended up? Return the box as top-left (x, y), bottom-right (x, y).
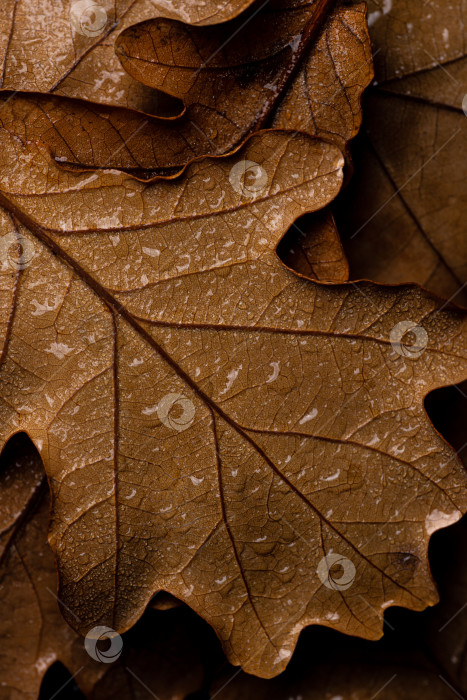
top-left (0, 0), bottom-right (465, 698)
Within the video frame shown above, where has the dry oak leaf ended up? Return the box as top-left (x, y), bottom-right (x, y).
top-left (115, 1), bottom-right (373, 170)
top-left (0, 1), bottom-right (371, 287)
top-left (336, 95), bottom-right (467, 306)
top-left (0, 94), bottom-right (347, 284)
top-left (337, 0), bottom-right (467, 304)
top-left (112, 0), bottom-right (371, 283)
top-left (0, 128), bottom-right (466, 678)
top-left (0, 0), bottom-right (257, 112)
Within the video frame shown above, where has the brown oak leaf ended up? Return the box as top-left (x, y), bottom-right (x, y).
top-left (0, 3), bottom-right (371, 173)
top-left (0, 124), bottom-right (466, 678)
top-left (0, 2), bottom-right (371, 285)
top-left (115, 0), bottom-right (371, 283)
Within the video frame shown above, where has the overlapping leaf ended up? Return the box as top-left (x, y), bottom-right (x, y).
top-left (116, 1), bottom-right (372, 168)
top-left (114, 0), bottom-right (371, 282)
top-left (0, 0), bottom-right (257, 110)
top-left (0, 0), bottom-right (466, 692)
top-left (0, 124), bottom-right (466, 678)
top-left (0, 3), bottom-right (371, 173)
top-left (0, 433), bottom-right (205, 699)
